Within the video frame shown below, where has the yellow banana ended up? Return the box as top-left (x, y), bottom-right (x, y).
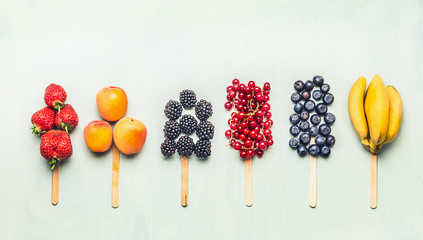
top-left (383, 86), bottom-right (402, 144)
top-left (348, 76), bottom-right (368, 144)
top-left (364, 78), bottom-right (390, 150)
top-left (364, 74), bottom-right (383, 116)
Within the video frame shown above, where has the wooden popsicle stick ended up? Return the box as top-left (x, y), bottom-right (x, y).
top-left (51, 164), bottom-right (60, 205)
top-left (112, 143), bottom-right (120, 208)
top-left (309, 137), bottom-right (317, 208)
top-left (370, 153), bottom-right (378, 209)
top-left (245, 157), bottom-right (253, 207)
top-left (181, 156), bottom-right (189, 207)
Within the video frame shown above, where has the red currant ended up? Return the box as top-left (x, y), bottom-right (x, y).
top-left (258, 141), bottom-right (267, 150)
top-left (247, 149), bottom-right (255, 157)
top-left (256, 150), bottom-right (264, 157)
top-left (240, 150), bottom-right (247, 158)
top-left (267, 139), bottom-right (274, 146)
top-left (244, 139), bottom-right (253, 148)
top-left (232, 79), bottom-right (240, 85)
top-left (225, 130), bottom-right (232, 138)
top-left (234, 141), bottom-right (242, 150)
top-left (225, 102), bottom-right (232, 110)
top-left (263, 82), bottom-right (270, 91)
top-left (248, 81), bottom-right (255, 88)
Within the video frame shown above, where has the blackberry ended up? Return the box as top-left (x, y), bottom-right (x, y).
top-left (194, 139), bottom-right (212, 158)
top-left (176, 135), bottom-right (194, 157)
top-left (160, 139), bottom-right (176, 157)
top-left (195, 99), bottom-right (213, 121)
top-left (179, 89), bottom-right (197, 108)
top-left (179, 114), bottom-right (198, 134)
top-left (164, 100), bottom-right (183, 120)
top-left (163, 120), bottom-right (181, 140)
top-left (196, 121), bottom-right (214, 140)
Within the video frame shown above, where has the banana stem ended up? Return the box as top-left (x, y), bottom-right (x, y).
top-left (370, 153), bottom-right (377, 209)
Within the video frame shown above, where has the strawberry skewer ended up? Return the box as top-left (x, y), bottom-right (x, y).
top-left (40, 130), bottom-right (72, 205)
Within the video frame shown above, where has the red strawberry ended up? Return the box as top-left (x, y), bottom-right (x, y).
top-left (44, 83), bottom-right (67, 111)
top-left (31, 107), bottom-right (55, 136)
top-left (40, 130), bottom-right (72, 170)
top-left (55, 104), bottom-right (79, 133)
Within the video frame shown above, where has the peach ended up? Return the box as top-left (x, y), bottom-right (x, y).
top-left (84, 120), bottom-right (113, 152)
top-left (113, 117), bottom-right (147, 155)
top-left (96, 86), bottom-right (128, 122)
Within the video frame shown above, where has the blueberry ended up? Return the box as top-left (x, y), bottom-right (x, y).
top-left (324, 113), bottom-right (336, 125)
top-left (299, 133), bottom-right (311, 145)
top-left (298, 121), bottom-right (310, 132)
top-left (320, 145), bottom-right (331, 157)
top-left (289, 137), bottom-right (300, 149)
top-left (294, 80), bottom-right (305, 92)
top-left (318, 124), bottom-right (331, 136)
top-left (310, 114), bottom-right (321, 125)
top-left (290, 125), bottom-right (301, 136)
top-left (312, 90), bottom-right (322, 100)
top-left (326, 135), bottom-right (336, 147)
top-left (291, 92), bottom-right (301, 103)
top-left (301, 91), bottom-right (311, 101)
top-left (294, 102), bottom-right (304, 113)
top-left (315, 136), bottom-right (326, 147)
top-left (309, 126), bottom-right (318, 137)
top-left (308, 145), bottom-right (320, 156)
top-left (304, 100), bottom-right (315, 112)
top-left (320, 83), bottom-right (330, 94)
top-left (315, 103), bottom-right (327, 115)
top-left (323, 93), bottom-right (334, 105)
top-left (313, 75), bottom-right (324, 86)
top-left (297, 145), bottom-right (308, 157)
top-left (304, 80), bottom-right (314, 91)
top-left (300, 110), bottom-right (309, 120)
top-left (289, 114), bottom-right (301, 125)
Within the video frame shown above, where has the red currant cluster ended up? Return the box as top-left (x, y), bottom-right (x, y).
top-left (224, 79), bottom-right (273, 159)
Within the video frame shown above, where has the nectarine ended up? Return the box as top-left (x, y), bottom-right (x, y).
top-left (84, 120), bottom-right (113, 152)
top-left (96, 86), bottom-right (128, 122)
top-left (113, 117), bottom-right (147, 155)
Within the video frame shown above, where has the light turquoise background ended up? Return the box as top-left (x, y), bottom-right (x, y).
top-left (0, 0), bottom-right (422, 239)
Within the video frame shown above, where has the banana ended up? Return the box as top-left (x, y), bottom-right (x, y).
top-left (364, 78), bottom-right (390, 151)
top-left (364, 74), bottom-right (383, 116)
top-left (383, 86), bottom-right (402, 144)
top-left (348, 76), bottom-right (368, 144)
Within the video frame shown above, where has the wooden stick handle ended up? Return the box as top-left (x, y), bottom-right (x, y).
top-left (309, 137), bottom-right (317, 208)
top-left (181, 156), bottom-right (189, 207)
top-left (370, 153), bottom-right (377, 209)
top-left (112, 143), bottom-right (120, 208)
top-left (51, 164), bottom-right (60, 205)
top-left (245, 157), bottom-right (253, 207)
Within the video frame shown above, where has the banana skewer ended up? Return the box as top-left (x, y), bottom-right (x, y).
top-left (348, 75), bottom-right (402, 208)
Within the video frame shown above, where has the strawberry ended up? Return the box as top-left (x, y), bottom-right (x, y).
top-left (44, 83), bottom-right (67, 111)
top-left (55, 104), bottom-right (79, 133)
top-left (40, 130), bottom-right (72, 170)
top-left (31, 107), bottom-right (55, 136)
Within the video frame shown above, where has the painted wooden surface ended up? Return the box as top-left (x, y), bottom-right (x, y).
top-left (0, 0), bottom-right (422, 239)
